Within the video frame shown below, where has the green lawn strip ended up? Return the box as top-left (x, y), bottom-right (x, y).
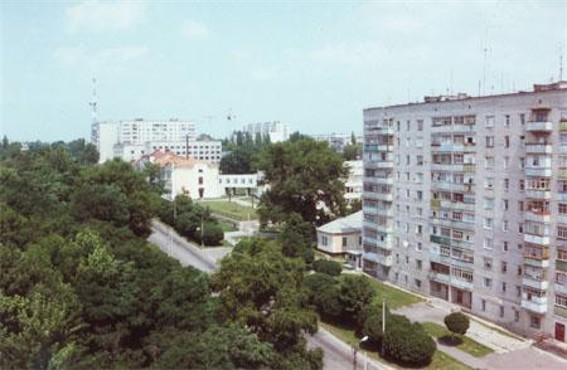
top-left (200, 201), bottom-right (258, 221)
top-left (422, 322), bottom-right (494, 358)
top-left (429, 351), bottom-right (472, 370)
top-left (319, 321), bottom-right (471, 370)
top-left (367, 278), bottom-right (424, 310)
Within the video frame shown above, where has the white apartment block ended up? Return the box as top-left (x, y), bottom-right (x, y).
top-left (242, 121), bottom-right (290, 143)
top-left (312, 133), bottom-right (364, 153)
top-left (344, 160), bottom-right (363, 203)
top-left (91, 119), bottom-right (222, 163)
top-left (362, 81), bottom-right (567, 342)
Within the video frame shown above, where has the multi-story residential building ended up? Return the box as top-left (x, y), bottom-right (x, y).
top-left (362, 81), bottom-right (567, 342)
top-left (242, 121), bottom-right (290, 143)
top-left (91, 118), bottom-right (222, 163)
top-left (344, 160), bottom-right (363, 204)
top-left (311, 132), bottom-right (364, 153)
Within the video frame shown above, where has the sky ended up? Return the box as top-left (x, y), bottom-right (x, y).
top-left (1, 1), bottom-right (566, 142)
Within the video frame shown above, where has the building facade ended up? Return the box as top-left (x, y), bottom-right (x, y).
top-left (362, 81), bottom-right (567, 341)
top-left (92, 119), bottom-right (205, 163)
top-left (317, 211), bottom-right (363, 255)
top-left (344, 160), bottom-right (363, 204)
top-left (242, 121), bottom-right (290, 143)
top-left (311, 132), bottom-right (364, 153)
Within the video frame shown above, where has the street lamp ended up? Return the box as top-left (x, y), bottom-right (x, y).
top-left (360, 336), bottom-right (369, 370)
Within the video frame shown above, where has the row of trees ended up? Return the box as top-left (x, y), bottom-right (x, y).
top-left (0, 138), bottom-right (321, 369)
top-left (157, 195), bottom-right (224, 246)
top-left (303, 270), bottom-right (437, 367)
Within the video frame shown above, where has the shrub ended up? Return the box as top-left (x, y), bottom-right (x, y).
top-left (382, 315), bottom-right (436, 366)
top-left (312, 259), bottom-right (342, 276)
top-left (338, 275), bottom-right (375, 323)
top-left (444, 311), bottom-right (470, 336)
top-left (197, 222), bottom-right (224, 246)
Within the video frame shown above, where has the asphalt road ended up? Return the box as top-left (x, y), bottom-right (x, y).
top-left (148, 220), bottom-right (389, 370)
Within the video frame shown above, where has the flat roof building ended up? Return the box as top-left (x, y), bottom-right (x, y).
top-left (363, 81), bottom-right (567, 341)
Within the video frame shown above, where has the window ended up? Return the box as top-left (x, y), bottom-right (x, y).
top-left (484, 218), bottom-right (493, 230)
top-left (485, 156), bottom-right (495, 169)
top-left (503, 241), bottom-right (509, 252)
top-left (559, 204), bottom-right (567, 215)
top-left (416, 242), bottom-right (422, 251)
top-left (504, 178), bottom-right (509, 190)
top-left (502, 282), bottom-right (507, 293)
top-left (557, 295), bottom-right (567, 308)
top-left (484, 197), bottom-right (494, 209)
top-left (501, 261), bottom-right (508, 273)
top-left (558, 227), bottom-right (567, 240)
top-left (518, 201), bottom-right (524, 211)
top-left (342, 237), bottom-right (347, 247)
top-left (500, 306), bottom-right (505, 318)
top-left (484, 277), bottom-right (492, 288)
top-left (514, 310), bottom-right (520, 322)
top-left (198, 176), bottom-right (203, 185)
top-left (520, 113), bottom-right (525, 124)
top-left (505, 115), bottom-right (511, 126)
top-left (481, 299), bottom-right (486, 311)
top-left (485, 136), bottom-right (495, 147)
top-left (484, 237), bottom-right (493, 249)
top-left (483, 257), bottom-right (493, 270)
top-left (504, 157), bottom-right (509, 169)
top-left (321, 236), bottom-right (328, 246)
top-left (417, 120), bottom-right (424, 131)
top-left (416, 260), bottom-right (422, 270)
top-left (504, 136), bottom-right (510, 148)
top-left (485, 115), bottom-right (495, 127)
top-left (503, 199), bottom-right (509, 211)
top-left (516, 286), bottom-right (522, 297)
top-left (485, 177), bottom-right (494, 190)
top-left (417, 155), bottom-right (424, 165)
top-left (520, 180), bottom-right (525, 191)
top-left (415, 279), bottom-right (422, 288)
top-left (502, 220), bottom-right (509, 232)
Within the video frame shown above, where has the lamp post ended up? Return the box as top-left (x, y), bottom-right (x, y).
top-left (381, 298), bottom-right (386, 357)
top-left (360, 336), bottom-right (369, 370)
top-left (200, 214), bottom-right (204, 248)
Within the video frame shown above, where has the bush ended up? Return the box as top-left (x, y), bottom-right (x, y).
top-left (444, 311), bottom-right (470, 336)
top-left (338, 274), bottom-right (375, 323)
top-left (303, 273), bottom-right (342, 320)
top-left (197, 222), bottom-right (224, 246)
top-left (312, 259), bottom-right (342, 276)
top-left (382, 315), bottom-right (436, 366)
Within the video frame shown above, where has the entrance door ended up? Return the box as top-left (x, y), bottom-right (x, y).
top-left (555, 322), bottom-right (565, 342)
top-left (456, 290), bottom-right (463, 304)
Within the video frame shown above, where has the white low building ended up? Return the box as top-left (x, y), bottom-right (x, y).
top-left (137, 151), bottom-right (261, 200)
top-left (316, 211), bottom-right (362, 255)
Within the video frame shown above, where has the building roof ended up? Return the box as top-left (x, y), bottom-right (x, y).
top-left (317, 211), bottom-right (362, 235)
top-left (137, 150), bottom-right (217, 168)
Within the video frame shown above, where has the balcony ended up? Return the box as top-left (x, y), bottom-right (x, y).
top-left (464, 164), bottom-right (476, 173)
top-left (558, 215), bottom-right (567, 225)
top-left (524, 210), bottom-right (551, 223)
top-left (525, 121), bottom-right (553, 132)
top-left (555, 284), bottom-right (567, 295)
top-left (523, 233), bottom-right (550, 246)
top-left (556, 260), bottom-right (567, 273)
top-left (428, 271), bottom-right (451, 285)
top-left (431, 143), bottom-right (465, 152)
top-left (555, 305), bottom-right (567, 318)
top-left (523, 256), bottom-right (550, 268)
top-left (559, 169), bottom-right (567, 179)
top-left (525, 166), bottom-right (553, 177)
top-left (430, 234), bottom-right (451, 246)
top-left (429, 252), bottom-right (451, 265)
top-left (561, 121), bottom-right (567, 131)
top-left (431, 182), bottom-right (466, 192)
top-left (525, 143), bottom-right (552, 154)
top-left (430, 163), bottom-right (454, 172)
top-left (364, 192), bottom-right (394, 202)
top-left (452, 277), bottom-right (473, 291)
top-left (521, 296), bottom-right (548, 313)
top-left (522, 276), bottom-right (549, 290)
top-left (525, 189), bottom-right (552, 200)
top-left (559, 192), bottom-right (567, 202)
top-left (364, 176), bottom-right (395, 185)
top-left (364, 252), bottom-right (393, 267)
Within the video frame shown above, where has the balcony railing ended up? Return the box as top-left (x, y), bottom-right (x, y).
top-left (525, 167), bottom-right (553, 177)
top-left (525, 143), bottom-right (552, 154)
top-left (525, 189), bottom-right (552, 200)
top-left (524, 209), bottom-right (551, 223)
top-left (525, 121), bottom-right (553, 132)
top-left (555, 305), bottom-right (567, 318)
top-left (523, 233), bottom-right (551, 246)
top-left (521, 296), bottom-right (548, 313)
top-left (522, 276), bottom-right (549, 290)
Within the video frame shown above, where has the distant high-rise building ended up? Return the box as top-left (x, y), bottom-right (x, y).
top-left (363, 81), bottom-right (567, 341)
top-left (91, 118), bottom-right (221, 163)
top-left (242, 121), bottom-right (290, 143)
top-left (311, 133), bottom-right (363, 153)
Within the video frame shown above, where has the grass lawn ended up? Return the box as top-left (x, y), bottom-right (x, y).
top-left (422, 322), bottom-right (494, 358)
top-left (366, 278), bottom-right (424, 310)
top-left (468, 316), bottom-right (521, 340)
top-left (217, 219), bottom-right (238, 232)
top-left (319, 321), bottom-right (471, 370)
top-left (200, 201), bottom-right (258, 221)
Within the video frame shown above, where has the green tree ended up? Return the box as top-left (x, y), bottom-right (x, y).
top-left (312, 259), bottom-right (342, 276)
top-left (337, 274), bottom-right (375, 323)
top-left (279, 212), bottom-right (314, 263)
top-left (211, 238), bottom-right (318, 355)
top-left (256, 137), bottom-right (348, 228)
top-left (444, 311), bottom-right (470, 336)
top-left (382, 315), bottom-right (436, 366)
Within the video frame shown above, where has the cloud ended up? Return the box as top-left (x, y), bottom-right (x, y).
top-left (55, 45), bottom-right (148, 69)
top-left (250, 66), bottom-right (279, 82)
top-left (181, 20), bottom-right (210, 39)
top-left (66, 1), bottom-right (146, 32)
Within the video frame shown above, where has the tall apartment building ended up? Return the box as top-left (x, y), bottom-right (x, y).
top-left (311, 133), bottom-right (364, 153)
top-left (362, 81), bottom-right (567, 342)
top-left (91, 118), bottom-right (221, 163)
top-left (242, 121), bottom-right (290, 143)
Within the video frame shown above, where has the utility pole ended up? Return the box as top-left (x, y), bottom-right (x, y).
top-left (201, 215), bottom-right (204, 248)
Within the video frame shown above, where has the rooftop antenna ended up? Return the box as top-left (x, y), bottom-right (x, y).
top-left (89, 77), bottom-right (97, 124)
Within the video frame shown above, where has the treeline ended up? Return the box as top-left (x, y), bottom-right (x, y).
top-left (0, 138), bottom-right (322, 369)
top-left (157, 195), bottom-right (224, 246)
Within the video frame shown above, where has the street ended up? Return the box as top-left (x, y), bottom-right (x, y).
top-left (148, 219), bottom-right (390, 370)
